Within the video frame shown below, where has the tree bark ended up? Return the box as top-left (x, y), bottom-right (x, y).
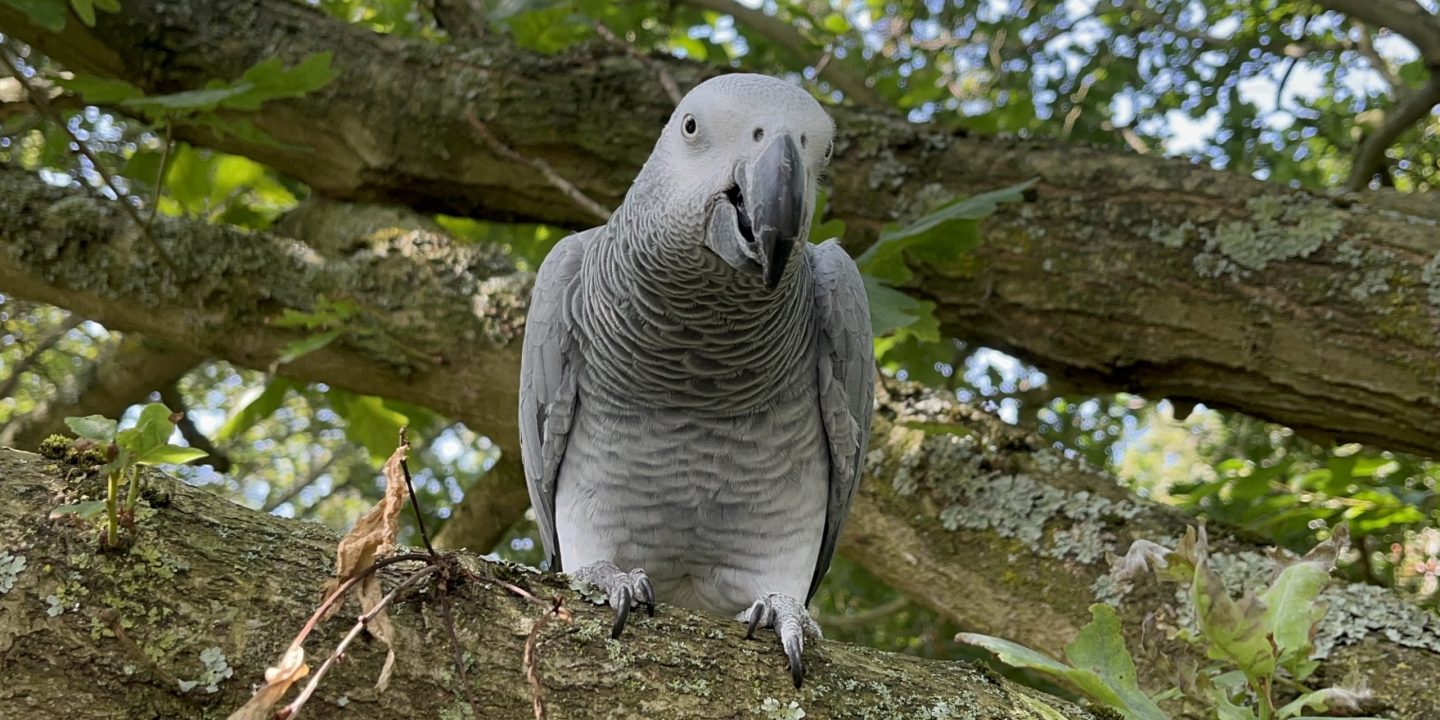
top-left (7, 154), bottom-right (1440, 713)
top-left (0, 446), bottom-right (1091, 719)
top-left (2, 0), bottom-right (1437, 455)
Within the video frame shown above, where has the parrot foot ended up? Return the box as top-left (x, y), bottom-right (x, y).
top-left (571, 560), bottom-right (655, 639)
top-left (737, 592), bottom-right (822, 688)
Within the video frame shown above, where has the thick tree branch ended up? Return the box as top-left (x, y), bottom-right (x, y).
top-left (0, 447), bottom-right (1092, 719)
top-left (1314, 0), bottom-right (1440, 65)
top-left (847, 383), bottom-right (1440, 719)
top-left (5, 170), bottom-right (1440, 715)
top-left (2, 0), bottom-right (1436, 455)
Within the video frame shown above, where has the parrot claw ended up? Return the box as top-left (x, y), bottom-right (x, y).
top-left (571, 561), bottom-right (655, 639)
top-left (737, 593), bottom-right (822, 689)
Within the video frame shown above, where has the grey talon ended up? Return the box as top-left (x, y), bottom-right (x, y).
top-left (611, 584), bottom-right (632, 639)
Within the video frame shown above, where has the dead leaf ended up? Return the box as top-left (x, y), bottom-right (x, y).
top-left (320, 438), bottom-right (410, 689)
top-left (226, 645), bottom-right (308, 720)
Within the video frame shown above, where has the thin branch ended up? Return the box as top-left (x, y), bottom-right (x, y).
top-left (674, 0), bottom-right (889, 110)
top-left (1346, 74), bottom-right (1440, 190)
top-left (1313, 0), bottom-right (1440, 67)
top-left (261, 450), bottom-right (341, 513)
top-left (523, 595), bottom-right (574, 720)
top-left (100, 608), bottom-right (187, 690)
top-left (464, 109), bottom-right (612, 223)
top-left (594, 22), bottom-right (682, 105)
top-left (0, 44), bottom-right (182, 277)
top-left (0, 314), bottom-right (81, 400)
top-left (434, 588), bottom-right (484, 720)
top-left (395, 427), bottom-right (438, 558)
top-left (281, 564), bottom-right (442, 720)
top-left (144, 118), bottom-right (174, 235)
top-left (1355, 23), bottom-right (1403, 92)
top-left (157, 382), bottom-right (231, 473)
top-left (288, 552), bottom-right (434, 651)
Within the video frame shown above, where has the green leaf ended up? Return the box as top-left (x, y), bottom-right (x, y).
top-left (331, 392), bottom-right (408, 463)
top-left (116, 403), bottom-right (178, 459)
top-left (954, 633), bottom-right (1076, 677)
top-left (2, 0), bottom-right (68, 31)
top-left (1214, 689), bottom-right (1259, 720)
top-left (1191, 528), bottom-right (1277, 677)
top-left (959, 609), bottom-right (1166, 720)
top-left (856, 179), bottom-right (1036, 284)
top-left (68, 0), bottom-right (93, 26)
top-left (135, 444), bottom-right (208, 466)
top-left (276, 328), bottom-right (344, 365)
top-left (64, 415), bottom-right (117, 442)
top-left (49, 500), bottom-right (107, 520)
top-left (1062, 605), bottom-right (1169, 720)
top-left (863, 274), bottom-right (938, 340)
top-left (1261, 526), bottom-right (1346, 679)
top-left (220, 51), bottom-right (337, 111)
top-left (91, 0), bottom-right (117, 9)
top-left (123, 84), bottom-right (254, 113)
top-left (217, 378), bottom-right (295, 442)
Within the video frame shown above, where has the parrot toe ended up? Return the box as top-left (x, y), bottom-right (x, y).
top-left (738, 592), bottom-right (822, 689)
top-left (571, 561), bottom-right (656, 639)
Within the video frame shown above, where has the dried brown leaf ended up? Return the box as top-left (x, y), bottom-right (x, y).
top-left (226, 645), bottom-right (308, 720)
top-left (319, 440), bottom-right (409, 689)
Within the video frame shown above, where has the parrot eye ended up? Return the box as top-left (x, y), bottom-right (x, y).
top-left (681, 114), bottom-right (699, 139)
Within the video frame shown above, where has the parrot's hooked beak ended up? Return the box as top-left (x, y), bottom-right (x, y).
top-left (737, 134), bottom-right (806, 290)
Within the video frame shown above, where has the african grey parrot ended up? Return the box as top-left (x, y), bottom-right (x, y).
top-left (518, 73), bottom-right (873, 687)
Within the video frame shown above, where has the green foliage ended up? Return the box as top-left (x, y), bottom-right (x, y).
top-left (857, 180), bottom-right (1034, 351)
top-left (55, 403), bottom-right (206, 548)
top-left (1, 0), bottom-right (117, 32)
top-left (970, 524), bottom-right (1372, 719)
top-left (56, 52), bottom-right (335, 143)
top-left (959, 605), bottom-right (1167, 720)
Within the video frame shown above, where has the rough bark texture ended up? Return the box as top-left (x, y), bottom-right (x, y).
top-left (0, 446), bottom-right (1090, 719)
top-left (5, 164), bottom-right (1440, 715)
top-left (2, 0), bottom-right (1437, 455)
top-left (848, 384), bottom-right (1440, 720)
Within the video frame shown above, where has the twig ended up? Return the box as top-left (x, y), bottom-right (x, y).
top-left (816, 596), bottom-right (911, 629)
top-left (144, 118), bottom-right (174, 235)
top-left (0, 44), bottom-right (182, 277)
top-left (1346, 74), bottom-right (1440, 191)
top-left (396, 427), bottom-right (438, 558)
top-left (523, 596), bottom-right (574, 720)
top-left (593, 22), bottom-right (682, 105)
top-left (261, 451), bottom-right (341, 512)
top-left (100, 608), bottom-right (185, 690)
top-left (288, 552), bottom-right (434, 651)
top-left (158, 383), bottom-right (231, 473)
top-left (435, 587), bottom-right (485, 719)
top-left (281, 564), bottom-right (442, 720)
top-left (464, 109), bottom-right (612, 223)
top-left (0, 315), bottom-right (81, 400)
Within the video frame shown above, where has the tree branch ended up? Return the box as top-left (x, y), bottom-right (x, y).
top-left (0, 332), bottom-right (200, 451)
top-left (4, 0), bottom-right (1436, 455)
top-left (0, 446), bottom-right (1093, 719)
top-left (1346, 74), bottom-right (1440, 190)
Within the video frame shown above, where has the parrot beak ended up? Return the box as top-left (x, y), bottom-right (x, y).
top-left (745, 134), bottom-right (806, 290)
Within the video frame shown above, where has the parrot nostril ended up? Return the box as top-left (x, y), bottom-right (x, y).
top-left (753, 127), bottom-right (764, 142)
top-left (800, 134), bottom-right (807, 148)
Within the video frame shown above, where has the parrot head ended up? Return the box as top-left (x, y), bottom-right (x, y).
top-left (636, 73), bottom-right (835, 290)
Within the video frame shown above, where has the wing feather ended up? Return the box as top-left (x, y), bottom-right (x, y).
top-left (806, 240), bottom-right (875, 602)
top-left (519, 228), bottom-right (596, 570)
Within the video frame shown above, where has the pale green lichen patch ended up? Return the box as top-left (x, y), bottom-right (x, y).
top-left (757, 697), bottom-right (807, 719)
top-left (177, 646), bottom-right (234, 694)
top-left (1147, 193), bottom-right (1347, 279)
top-left (880, 391), bottom-right (1139, 565)
top-left (0, 551), bottom-right (26, 594)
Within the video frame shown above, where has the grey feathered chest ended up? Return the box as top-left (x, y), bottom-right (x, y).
top-left (573, 224), bottom-right (816, 415)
